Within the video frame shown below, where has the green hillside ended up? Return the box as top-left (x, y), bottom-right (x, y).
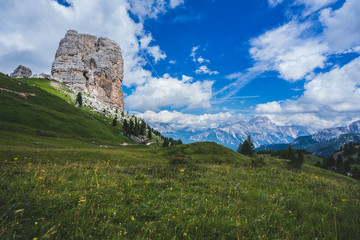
top-left (0, 73), bottom-right (132, 147)
top-left (1, 74), bottom-right (360, 239)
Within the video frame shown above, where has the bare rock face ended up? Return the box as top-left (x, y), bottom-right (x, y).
top-left (10, 65), bottom-right (33, 78)
top-left (52, 30), bottom-right (124, 111)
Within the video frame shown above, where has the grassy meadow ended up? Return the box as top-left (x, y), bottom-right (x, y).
top-left (1, 74), bottom-right (360, 239)
top-left (1, 142), bottom-right (360, 239)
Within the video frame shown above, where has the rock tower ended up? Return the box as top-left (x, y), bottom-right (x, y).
top-left (52, 30), bottom-right (124, 111)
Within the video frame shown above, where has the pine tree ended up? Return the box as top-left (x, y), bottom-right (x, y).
top-left (123, 119), bottom-right (128, 134)
top-left (76, 92), bottom-right (83, 106)
top-left (129, 120), bottom-right (134, 135)
top-left (134, 121), bottom-right (140, 136)
top-left (288, 145), bottom-right (304, 169)
top-left (147, 129), bottom-right (152, 139)
top-left (112, 116), bottom-right (117, 127)
top-left (336, 155), bottom-right (343, 173)
top-left (239, 135), bottom-right (255, 156)
top-left (237, 143), bottom-right (243, 153)
top-left (140, 121), bottom-right (146, 136)
top-left (352, 166), bottom-right (360, 180)
top-left (162, 138), bottom-right (169, 147)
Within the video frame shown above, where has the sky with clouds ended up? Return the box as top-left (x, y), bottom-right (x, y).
top-left (0, 0), bottom-right (359, 130)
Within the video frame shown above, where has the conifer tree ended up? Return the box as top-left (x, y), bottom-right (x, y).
top-left (123, 119), bottom-right (128, 134)
top-left (148, 129), bottom-right (152, 139)
top-left (239, 135), bottom-right (255, 156)
top-left (112, 116), bottom-right (117, 127)
top-left (140, 121), bottom-right (146, 136)
top-left (129, 120), bottom-right (134, 135)
top-left (162, 138), bottom-right (169, 147)
top-left (76, 92), bottom-right (83, 106)
top-left (336, 155), bottom-right (343, 173)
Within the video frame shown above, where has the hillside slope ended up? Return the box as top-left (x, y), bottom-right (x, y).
top-left (1, 141), bottom-right (359, 239)
top-left (0, 73), bottom-right (131, 147)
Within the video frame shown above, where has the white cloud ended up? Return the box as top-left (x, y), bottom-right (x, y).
top-left (129, 0), bottom-right (167, 20)
top-left (125, 74), bottom-right (213, 111)
top-left (197, 56), bottom-right (210, 64)
top-left (190, 46), bottom-right (211, 64)
top-left (0, 0), bottom-right (177, 87)
top-left (256, 57), bottom-right (360, 125)
top-left (250, 21), bottom-right (329, 81)
top-left (137, 110), bottom-right (244, 130)
top-left (169, 0), bottom-right (184, 9)
top-left (169, 60), bottom-right (176, 64)
top-left (190, 46), bottom-right (199, 59)
top-left (295, 0), bottom-right (338, 15)
top-left (320, 0), bottom-right (360, 52)
top-left (195, 66), bottom-right (219, 75)
top-left (263, 113), bottom-right (335, 129)
top-left (268, 0), bottom-right (284, 7)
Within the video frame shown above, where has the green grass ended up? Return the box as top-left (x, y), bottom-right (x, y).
top-left (1, 142), bottom-right (360, 239)
top-left (0, 73), bottom-right (131, 145)
top-left (1, 74), bottom-right (360, 239)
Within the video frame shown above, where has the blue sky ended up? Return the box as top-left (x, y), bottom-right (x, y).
top-left (1, 0), bottom-right (360, 130)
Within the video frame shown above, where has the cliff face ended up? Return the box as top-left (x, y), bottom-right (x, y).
top-left (52, 30), bottom-right (124, 111)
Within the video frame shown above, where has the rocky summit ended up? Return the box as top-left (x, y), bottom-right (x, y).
top-left (10, 65), bottom-right (32, 78)
top-left (52, 30), bottom-right (124, 111)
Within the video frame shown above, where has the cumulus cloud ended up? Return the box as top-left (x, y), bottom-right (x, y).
top-left (320, 0), bottom-right (360, 52)
top-left (250, 21), bottom-right (329, 82)
top-left (263, 113), bottom-right (335, 129)
top-left (137, 110), bottom-right (244, 130)
top-left (169, 0), bottom-right (184, 9)
top-left (195, 66), bottom-right (219, 75)
top-left (255, 57), bottom-right (360, 126)
top-left (0, 0), bottom-right (175, 87)
top-left (129, 0), bottom-right (167, 20)
top-left (125, 74), bottom-right (213, 111)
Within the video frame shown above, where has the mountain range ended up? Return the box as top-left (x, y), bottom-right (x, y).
top-left (150, 116), bottom-right (314, 150)
top-left (257, 120), bottom-right (360, 156)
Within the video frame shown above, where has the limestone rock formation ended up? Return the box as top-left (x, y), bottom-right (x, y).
top-left (31, 73), bottom-right (51, 79)
top-left (52, 30), bottom-right (124, 111)
top-left (10, 65), bottom-right (32, 78)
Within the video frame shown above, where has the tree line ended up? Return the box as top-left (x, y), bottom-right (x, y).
top-left (238, 135), bottom-right (304, 169)
top-left (321, 141), bottom-right (360, 179)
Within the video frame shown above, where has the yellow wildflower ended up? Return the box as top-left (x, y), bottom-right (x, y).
top-left (79, 197), bottom-right (86, 203)
top-left (33, 238), bottom-right (38, 240)
top-left (179, 168), bottom-right (185, 173)
top-left (169, 187), bottom-right (173, 190)
top-left (28, 163), bottom-right (32, 166)
top-left (94, 169), bottom-right (98, 172)
top-left (131, 215), bottom-right (135, 221)
top-left (38, 177), bottom-right (43, 180)
top-left (14, 157), bottom-right (18, 161)
top-left (41, 169), bottom-right (45, 173)
top-left (144, 180), bottom-right (149, 184)
top-left (315, 176), bottom-right (318, 179)
top-left (341, 199), bottom-right (348, 202)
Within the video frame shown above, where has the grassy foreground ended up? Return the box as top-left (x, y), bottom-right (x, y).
top-left (1, 142), bottom-right (359, 239)
top-left (1, 74), bottom-right (359, 239)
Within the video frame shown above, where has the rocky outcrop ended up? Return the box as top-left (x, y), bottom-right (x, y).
top-left (51, 30), bottom-right (124, 111)
top-left (10, 65), bottom-right (32, 78)
top-left (31, 73), bottom-right (51, 79)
